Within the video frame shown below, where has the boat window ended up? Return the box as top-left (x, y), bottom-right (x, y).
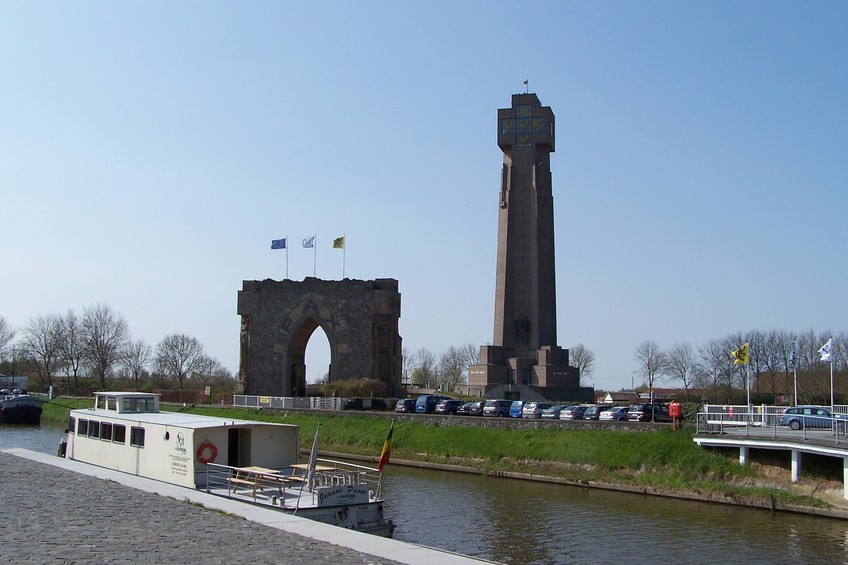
top-left (113, 424), bottom-right (126, 444)
top-left (88, 421), bottom-right (100, 439)
top-left (78, 419), bottom-right (88, 436)
top-left (107, 397), bottom-right (117, 411)
top-left (68, 416), bottom-right (76, 434)
top-left (100, 422), bottom-right (113, 441)
top-left (130, 426), bottom-right (145, 447)
top-left (123, 397), bottom-right (155, 413)
top-left (96, 396), bottom-right (107, 410)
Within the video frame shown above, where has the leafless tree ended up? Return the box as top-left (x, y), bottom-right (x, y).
top-left (697, 339), bottom-right (729, 403)
top-left (665, 342), bottom-right (699, 401)
top-left (155, 334), bottom-right (205, 395)
top-left (20, 314), bottom-right (62, 389)
top-left (82, 304), bottom-right (130, 390)
top-left (122, 339), bottom-right (152, 391)
top-left (57, 310), bottom-right (87, 389)
top-left (438, 344), bottom-right (477, 391)
top-left (191, 354), bottom-right (233, 390)
top-left (0, 316), bottom-right (15, 360)
top-left (633, 340), bottom-right (667, 419)
top-left (569, 343), bottom-right (595, 384)
top-left (796, 329), bottom-right (831, 404)
top-left (410, 347), bottom-right (438, 388)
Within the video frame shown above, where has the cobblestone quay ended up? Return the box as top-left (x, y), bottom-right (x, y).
top-left (0, 450), bottom-right (487, 565)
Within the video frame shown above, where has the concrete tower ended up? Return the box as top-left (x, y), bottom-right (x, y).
top-left (467, 93), bottom-right (591, 402)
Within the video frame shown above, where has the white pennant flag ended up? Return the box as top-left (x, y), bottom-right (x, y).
top-left (302, 235), bottom-right (315, 248)
top-left (819, 338), bottom-right (833, 362)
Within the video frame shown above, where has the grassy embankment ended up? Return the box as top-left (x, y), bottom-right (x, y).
top-left (41, 397), bottom-right (833, 510)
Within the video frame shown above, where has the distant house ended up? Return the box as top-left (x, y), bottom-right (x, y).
top-left (599, 391), bottom-right (640, 404)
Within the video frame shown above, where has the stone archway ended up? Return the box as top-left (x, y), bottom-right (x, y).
top-left (237, 277), bottom-right (402, 396)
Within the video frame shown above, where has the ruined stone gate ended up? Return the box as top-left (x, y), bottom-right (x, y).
top-left (237, 277), bottom-right (402, 396)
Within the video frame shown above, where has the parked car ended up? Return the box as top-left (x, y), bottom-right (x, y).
top-left (627, 403), bottom-right (672, 422)
top-left (582, 405), bottom-right (609, 421)
top-left (509, 400), bottom-right (526, 418)
top-left (415, 394), bottom-right (453, 414)
top-left (598, 406), bottom-right (630, 422)
top-left (522, 402), bottom-right (553, 419)
top-left (483, 399), bottom-right (512, 417)
top-left (395, 398), bottom-right (416, 413)
top-left (559, 405), bottom-right (587, 420)
top-left (779, 406), bottom-right (846, 430)
top-left (541, 405), bottom-right (566, 419)
top-left (434, 399), bottom-right (463, 415)
top-left (468, 401), bottom-right (485, 416)
top-left (456, 402), bottom-right (474, 416)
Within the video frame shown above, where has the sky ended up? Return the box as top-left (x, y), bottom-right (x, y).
top-left (3, 1), bottom-right (847, 392)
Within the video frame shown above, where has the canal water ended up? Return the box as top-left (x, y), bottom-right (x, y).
top-left (3, 424), bottom-right (848, 565)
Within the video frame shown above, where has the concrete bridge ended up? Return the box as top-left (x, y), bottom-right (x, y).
top-left (694, 410), bottom-right (848, 499)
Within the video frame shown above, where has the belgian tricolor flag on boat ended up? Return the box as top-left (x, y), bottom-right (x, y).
top-left (377, 421), bottom-right (394, 472)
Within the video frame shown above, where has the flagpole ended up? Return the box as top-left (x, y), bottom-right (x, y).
top-left (342, 234), bottom-right (346, 279)
top-left (792, 339), bottom-right (797, 407)
top-left (313, 235), bottom-right (317, 277)
top-left (830, 357), bottom-right (835, 412)
top-left (286, 235), bottom-right (289, 279)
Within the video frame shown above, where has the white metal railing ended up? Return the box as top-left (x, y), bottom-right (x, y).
top-left (696, 409), bottom-right (848, 444)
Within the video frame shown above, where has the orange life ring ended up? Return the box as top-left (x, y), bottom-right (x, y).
top-left (197, 441), bottom-right (217, 464)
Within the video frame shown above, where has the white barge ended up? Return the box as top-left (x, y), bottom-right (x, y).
top-left (64, 391), bottom-right (394, 536)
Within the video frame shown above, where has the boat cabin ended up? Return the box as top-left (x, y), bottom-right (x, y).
top-left (66, 392), bottom-right (301, 489)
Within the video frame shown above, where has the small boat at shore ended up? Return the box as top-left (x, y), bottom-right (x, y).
top-left (0, 389), bottom-right (43, 425)
top-left (62, 391), bottom-right (394, 536)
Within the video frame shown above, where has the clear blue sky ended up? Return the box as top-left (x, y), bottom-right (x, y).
top-left (3, 1), bottom-right (847, 392)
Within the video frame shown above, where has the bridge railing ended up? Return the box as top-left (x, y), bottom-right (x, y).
top-left (697, 408), bottom-right (848, 444)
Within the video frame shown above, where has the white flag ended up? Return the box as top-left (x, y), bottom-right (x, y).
top-left (819, 338), bottom-right (833, 362)
top-left (305, 425), bottom-right (320, 491)
top-left (302, 235), bottom-right (315, 248)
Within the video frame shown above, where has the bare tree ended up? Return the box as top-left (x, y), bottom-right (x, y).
top-left (21, 314), bottom-right (62, 389)
top-left (569, 344), bottom-right (595, 384)
top-left (155, 334), bottom-right (205, 396)
top-left (410, 348), bottom-right (438, 388)
top-left (82, 304), bottom-right (130, 390)
top-left (0, 316), bottom-right (15, 360)
top-left (634, 340), bottom-right (667, 420)
top-left (665, 342), bottom-right (699, 401)
top-left (122, 339), bottom-right (152, 391)
top-left (698, 339), bottom-right (729, 403)
top-left (57, 310), bottom-right (86, 389)
top-left (438, 344), bottom-right (477, 391)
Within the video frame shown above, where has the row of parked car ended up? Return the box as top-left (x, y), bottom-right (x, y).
top-left (395, 395), bottom-right (676, 423)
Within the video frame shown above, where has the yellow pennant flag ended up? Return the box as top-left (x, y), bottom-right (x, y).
top-left (732, 342), bottom-right (750, 365)
top-left (332, 235), bottom-right (345, 249)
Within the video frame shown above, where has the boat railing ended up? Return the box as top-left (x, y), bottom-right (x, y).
top-left (204, 458), bottom-right (384, 502)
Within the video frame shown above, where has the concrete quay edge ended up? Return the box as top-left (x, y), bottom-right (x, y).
top-left (1, 448), bottom-right (494, 565)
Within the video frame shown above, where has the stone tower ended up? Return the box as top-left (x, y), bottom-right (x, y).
top-left (467, 93), bottom-right (591, 402)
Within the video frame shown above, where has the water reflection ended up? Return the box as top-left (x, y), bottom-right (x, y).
top-left (3, 425), bottom-right (848, 565)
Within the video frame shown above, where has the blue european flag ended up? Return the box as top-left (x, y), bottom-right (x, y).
top-left (271, 238), bottom-right (286, 250)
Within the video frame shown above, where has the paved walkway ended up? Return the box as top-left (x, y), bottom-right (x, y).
top-left (0, 449), bottom-right (492, 564)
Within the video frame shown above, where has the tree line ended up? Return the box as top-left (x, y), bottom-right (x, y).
top-left (401, 343), bottom-right (597, 390)
top-left (0, 306), bottom-right (235, 394)
top-left (633, 329), bottom-right (846, 405)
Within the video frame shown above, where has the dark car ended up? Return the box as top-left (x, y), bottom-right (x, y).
top-left (582, 405), bottom-right (608, 421)
top-left (394, 398), bottom-right (416, 413)
top-left (456, 402), bottom-right (474, 416)
top-left (559, 405), bottom-right (587, 420)
top-left (627, 403), bottom-right (672, 422)
top-left (415, 394), bottom-right (453, 414)
top-left (483, 399), bottom-right (512, 417)
top-left (434, 399), bottom-right (463, 415)
top-left (779, 405), bottom-right (846, 430)
top-left (468, 401), bottom-right (485, 416)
